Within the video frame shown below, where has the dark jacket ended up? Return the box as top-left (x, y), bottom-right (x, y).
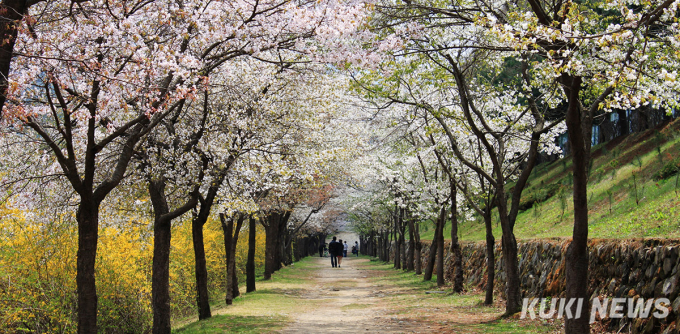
top-left (328, 241), bottom-right (340, 256)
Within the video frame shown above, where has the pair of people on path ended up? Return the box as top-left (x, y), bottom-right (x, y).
top-left (328, 237), bottom-right (344, 268)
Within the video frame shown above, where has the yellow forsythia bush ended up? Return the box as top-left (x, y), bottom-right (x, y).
top-left (0, 206), bottom-right (266, 333)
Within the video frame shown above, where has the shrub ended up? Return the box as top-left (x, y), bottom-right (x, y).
top-left (518, 183), bottom-right (562, 211)
top-left (0, 205), bottom-right (266, 333)
top-left (609, 159), bottom-right (620, 178)
top-left (653, 158), bottom-right (680, 180)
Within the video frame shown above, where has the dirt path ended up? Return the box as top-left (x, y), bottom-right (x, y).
top-left (280, 256), bottom-right (428, 333)
top-left (176, 255), bottom-right (561, 333)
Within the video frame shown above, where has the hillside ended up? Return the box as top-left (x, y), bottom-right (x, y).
top-left (422, 117), bottom-right (680, 242)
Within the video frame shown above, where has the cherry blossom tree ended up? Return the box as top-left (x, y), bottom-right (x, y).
top-left (354, 51), bottom-right (561, 311)
top-left (1, 2), bottom-right (207, 331)
top-left (480, 2), bottom-right (680, 330)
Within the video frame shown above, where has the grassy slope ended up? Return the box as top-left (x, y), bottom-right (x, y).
top-left (421, 118), bottom-right (680, 242)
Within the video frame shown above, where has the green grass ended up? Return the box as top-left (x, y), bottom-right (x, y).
top-left (173, 257), bottom-right (324, 332)
top-left (463, 318), bottom-right (562, 333)
top-left (173, 315), bottom-right (285, 333)
top-left (419, 118), bottom-right (680, 242)
top-left (359, 259), bottom-right (561, 333)
top-left (366, 260), bottom-right (440, 290)
top-left (260, 258), bottom-right (318, 285)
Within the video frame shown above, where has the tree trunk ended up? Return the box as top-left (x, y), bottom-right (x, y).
top-left (500, 231), bottom-right (520, 313)
top-left (190, 172), bottom-right (231, 319)
top-left (563, 75), bottom-right (590, 333)
top-left (399, 209), bottom-right (407, 270)
top-left (149, 179), bottom-right (173, 334)
top-left (231, 268), bottom-right (239, 299)
top-left (375, 236), bottom-right (379, 258)
top-left (483, 212), bottom-right (495, 305)
top-left (190, 173), bottom-right (226, 320)
top-left (393, 214), bottom-right (401, 269)
top-left (424, 207), bottom-right (444, 281)
top-left (76, 199), bottom-right (99, 334)
top-left (372, 233), bottom-right (377, 257)
top-left (149, 178), bottom-right (196, 334)
top-left (246, 216), bottom-right (257, 293)
top-left (220, 213), bottom-right (243, 305)
top-left (0, 0), bottom-right (29, 116)
top-left (229, 215), bottom-right (244, 303)
top-left (152, 217), bottom-right (172, 334)
top-left (220, 214), bottom-right (233, 302)
top-left (407, 214), bottom-right (415, 272)
top-left (381, 232), bottom-right (386, 261)
top-left (436, 208), bottom-right (445, 287)
top-left (275, 212), bottom-right (290, 271)
top-left (377, 235), bottom-right (381, 260)
top-left (378, 233), bottom-right (384, 261)
top-left (495, 192), bottom-right (521, 314)
top-left (282, 229), bottom-right (293, 266)
top-left (414, 224), bottom-right (422, 275)
top-left (359, 236), bottom-right (365, 256)
top-left (380, 231), bottom-right (389, 262)
top-left (192, 212), bottom-right (211, 319)
top-left (263, 211), bottom-right (283, 280)
top-left (450, 186), bottom-right (463, 293)
top-left (384, 230), bottom-right (390, 262)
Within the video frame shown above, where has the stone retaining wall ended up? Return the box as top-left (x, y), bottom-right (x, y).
top-left (389, 238), bottom-right (680, 333)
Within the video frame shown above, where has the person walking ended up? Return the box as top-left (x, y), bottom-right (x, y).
top-left (353, 241), bottom-right (359, 257)
top-left (319, 242), bottom-right (326, 257)
top-left (328, 237), bottom-right (339, 268)
top-left (343, 241), bottom-right (349, 257)
top-left (337, 239), bottom-right (344, 267)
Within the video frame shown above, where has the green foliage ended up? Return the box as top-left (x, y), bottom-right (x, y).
top-left (654, 130), bottom-right (665, 144)
top-left (609, 159), bottom-right (620, 179)
top-left (557, 187), bottom-right (568, 219)
top-left (631, 155), bottom-right (643, 170)
top-left (440, 119), bottom-right (680, 241)
top-left (654, 130), bottom-right (666, 166)
top-left (653, 158), bottom-right (680, 180)
top-left (0, 213), bottom-right (268, 333)
top-left (518, 183), bottom-right (561, 211)
top-left (601, 146), bottom-right (609, 156)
